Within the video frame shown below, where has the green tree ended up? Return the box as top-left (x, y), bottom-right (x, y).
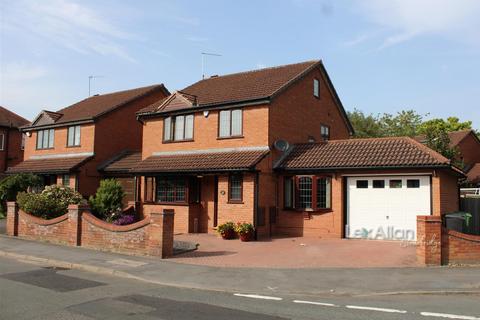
top-left (347, 109), bottom-right (384, 138)
top-left (418, 117), bottom-right (472, 134)
top-left (380, 110), bottom-right (424, 137)
top-left (0, 173), bottom-right (43, 215)
top-left (89, 179), bottom-right (125, 222)
top-left (423, 127), bottom-right (461, 166)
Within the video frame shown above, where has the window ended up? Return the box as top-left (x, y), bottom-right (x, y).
top-left (407, 179), bottom-right (420, 188)
top-left (373, 180), bottom-right (385, 188)
top-left (36, 129), bottom-right (54, 149)
top-left (316, 177), bottom-right (331, 209)
top-left (21, 133), bottom-right (25, 150)
top-left (163, 115), bottom-right (194, 142)
top-left (156, 177), bottom-right (188, 203)
top-left (0, 134), bottom-right (4, 151)
top-left (284, 176), bottom-right (294, 208)
top-left (313, 78), bottom-right (320, 98)
top-left (356, 180), bottom-right (368, 188)
top-left (321, 125), bottom-right (330, 140)
top-left (219, 109), bottom-right (242, 138)
top-left (62, 174), bottom-right (70, 187)
top-left (389, 180), bottom-right (402, 189)
top-left (284, 176), bottom-right (332, 210)
top-left (67, 125), bottom-right (81, 147)
top-left (228, 174), bottom-right (243, 202)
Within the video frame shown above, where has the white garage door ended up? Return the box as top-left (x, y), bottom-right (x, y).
top-left (346, 176), bottom-right (431, 241)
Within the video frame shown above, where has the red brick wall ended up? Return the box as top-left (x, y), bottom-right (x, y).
top-left (0, 127), bottom-right (25, 172)
top-left (416, 215), bottom-right (442, 265)
top-left (432, 170), bottom-right (459, 216)
top-left (457, 133), bottom-right (480, 168)
top-left (142, 203), bottom-right (191, 234)
top-left (6, 202), bottom-right (174, 258)
top-left (442, 229), bottom-right (480, 265)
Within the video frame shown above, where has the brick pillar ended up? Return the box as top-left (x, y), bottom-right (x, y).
top-left (6, 201), bottom-right (19, 236)
top-left (67, 204), bottom-right (88, 246)
top-left (417, 215), bottom-right (442, 266)
top-left (148, 209), bottom-right (175, 258)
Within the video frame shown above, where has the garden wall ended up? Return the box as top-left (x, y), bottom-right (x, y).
top-left (417, 215), bottom-right (480, 265)
top-left (6, 202), bottom-right (174, 258)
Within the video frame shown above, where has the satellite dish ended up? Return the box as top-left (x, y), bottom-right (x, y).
top-left (273, 139), bottom-right (290, 152)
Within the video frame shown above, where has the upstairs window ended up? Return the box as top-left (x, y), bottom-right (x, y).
top-left (321, 125), bottom-right (330, 140)
top-left (284, 176), bottom-right (332, 210)
top-left (21, 133), bottom-right (25, 150)
top-left (0, 134), bottom-right (4, 151)
top-left (164, 114), bottom-right (194, 142)
top-left (67, 125), bottom-right (81, 147)
top-left (313, 78), bottom-right (320, 98)
top-left (36, 129), bottom-right (54, 149)
top-left (219, 109), bottom-right (242, 138)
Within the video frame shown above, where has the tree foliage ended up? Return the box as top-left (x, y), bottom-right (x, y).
top-left (89, 179), bottom-right (125, 222)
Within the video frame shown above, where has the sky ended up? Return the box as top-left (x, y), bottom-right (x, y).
top-left (1, 0), bottom-right (479, 128)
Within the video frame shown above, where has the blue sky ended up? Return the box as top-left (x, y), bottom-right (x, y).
top-left (1, 0), bottom-right (479, 128)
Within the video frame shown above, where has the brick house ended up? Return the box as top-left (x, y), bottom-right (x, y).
top-left (7, 85), bottom-right (170, 197)
top-left (0, 106), bottom-right (29, 177)
top-left (103, 60), bottom-right (462, 240)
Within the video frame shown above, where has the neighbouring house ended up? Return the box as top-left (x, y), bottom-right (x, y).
top-left (7, 84), bottom-right (170, 198)
top-left (416, 130), bottom-right (480, 186)
top-left (103, 59), bottom-right (463, 240)
top-left (0, 106), bottom-right (29, 178)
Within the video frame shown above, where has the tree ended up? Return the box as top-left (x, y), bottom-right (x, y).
top-left (380, 110), bottom-right (424, 137)
top-left (89, 179), bottom-right (125, 222)
top-left (423, 127), bottom-right (460, 166)
top-left (347, 109), bottom-right (384, 138)
top-left (418, 117), bottom-right (472, 135)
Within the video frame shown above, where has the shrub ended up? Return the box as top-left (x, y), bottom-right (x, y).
top-left (234, 222), bottom-right (255, 235)
top-left (113, 215), bottom-right (136, 226)
top-left (0, 174), bottom-right (42, 213)
top-left (17, 185), bottom-right (83, 219)
top-left (89, 179), bottom-right (125, 222)
top-left (217, 221), bottom-right (236, 239)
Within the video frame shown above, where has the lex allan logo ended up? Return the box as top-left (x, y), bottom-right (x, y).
top-left (354, 226), bottom-right (415, 240)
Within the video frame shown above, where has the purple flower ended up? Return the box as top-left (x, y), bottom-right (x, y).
top-left (113, 215), bottom-right (136, 225)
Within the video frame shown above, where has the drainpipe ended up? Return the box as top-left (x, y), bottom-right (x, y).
top-left (254, 171), bottom-right (259, 240)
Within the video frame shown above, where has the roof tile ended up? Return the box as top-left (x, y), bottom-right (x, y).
top-left (0, 106), bottom-right (29, 128)
top-left (7, 156), bottom-right (93, 174)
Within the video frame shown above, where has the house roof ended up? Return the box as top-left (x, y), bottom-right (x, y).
top-left (131, 147), bottom-right (269, 173)
top-left (24, 84), bottom-right (169, 130)
top-left (0, 106), bottom-right (29, 128)
top-left (6, 156), bottom-right (93, 174)
top-left (466, 163), bottom-right (480, 183)
top-left (276, 137), bottom-right (457, 171)
top-left (99, 151), bottom-right (142, 174)
top-left (414, 130), bottom-right (478, 148)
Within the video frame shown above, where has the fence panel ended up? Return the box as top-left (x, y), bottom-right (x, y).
top-left (460, 197), bottom-right (480, 235)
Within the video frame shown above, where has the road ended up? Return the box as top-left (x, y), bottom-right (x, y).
top-left (1, 256), bottom-right (479, 319)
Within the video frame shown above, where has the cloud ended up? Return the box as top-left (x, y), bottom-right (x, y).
top-left (3, 0), bottom-right (136, 62)
top-left (1, 62), bottom-right (48, 82)
top-left (352, 0), bottom-right (480, 48)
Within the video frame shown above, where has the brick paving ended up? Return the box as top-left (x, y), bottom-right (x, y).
top-left (170, 234), bottom-right (419, 268)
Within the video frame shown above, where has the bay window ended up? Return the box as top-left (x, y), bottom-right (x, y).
top-left (284, 175), bottom-right (332, 210)
top-left (219, 109), bottom-right (242, 138)
top-left (156, 177), bottom-right (187, 203)
top-left (164, 114), bottom-right (194, 142)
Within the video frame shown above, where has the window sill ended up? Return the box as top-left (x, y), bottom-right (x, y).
top-left (154, 202), bottom-right (190, 206)
top-left (283, 208), bottom-right (333, 214)
top-left (217, 135), bottom-right (244, 140)
top-left (227, 200), bottom-right (244, 204)
top-left (66, 145), bottom-right (82, 148)
top-left (162, 139), bottom-right (194, 144)
top-left (36, 147), bottom-right (55, 150)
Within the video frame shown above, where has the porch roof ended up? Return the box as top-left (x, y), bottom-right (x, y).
top-left (98, 150), bottom-right (142, 174)
top-left (131, 147), bottom-right (269, 174)
top-left (6, 155), bottom-right (93, 174)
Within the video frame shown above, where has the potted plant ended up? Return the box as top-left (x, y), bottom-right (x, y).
top-left (217, 221), bottom-right (236, 240)
top-left (235, 222), bottom-right (255, 242)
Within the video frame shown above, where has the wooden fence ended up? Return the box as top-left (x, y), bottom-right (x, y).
top-left (460, 196), bottom-right (480, 236)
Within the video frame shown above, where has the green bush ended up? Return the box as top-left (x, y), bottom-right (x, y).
top-left (89, 179), bottom-right (125, 222)
top-left (0, 174), bottom-right (43, 213)
top-left (17, 185), bottom-right (83, 219)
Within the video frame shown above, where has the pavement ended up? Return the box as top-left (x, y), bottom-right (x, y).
top-left (0, 218), bottom-right (5, 234)
top-left (171, 233), bottom-right (419, 268)
top-left (3, 257), bottom-right (480, 320)
top-left (1, 234), bottom-right (480, 297)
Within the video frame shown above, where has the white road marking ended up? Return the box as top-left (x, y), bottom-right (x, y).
top-left (234, 294), bottom-right (283, 301)
top-left (346, 305), bottom-right (408, 314)
top-left (293, 300), bottom-right (338, 307)
top-left (420, 312), bottom-right (480, 320)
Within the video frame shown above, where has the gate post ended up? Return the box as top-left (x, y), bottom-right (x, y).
top-left (417, 215), bottom-right (442, 266)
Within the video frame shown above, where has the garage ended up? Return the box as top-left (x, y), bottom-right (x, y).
top-left (346, 175), bottom-right (431, 241)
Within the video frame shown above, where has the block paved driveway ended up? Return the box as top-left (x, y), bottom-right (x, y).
top-left (171, 234), bottom-right (419, 268)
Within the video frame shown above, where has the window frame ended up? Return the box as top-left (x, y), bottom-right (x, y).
top-left (284, 175), bottom-right (332, 212)
top-left (217, 109), bottom-right (243, 139)
top-left (356, 180), bottom-right (369, 189)
top-left (67, 125), bottom-right (81, 147)
top-left (372, 180), bottom-right (385, 189)
top-left (163, 114), bottom-right (195, 143)
top-left (228, 173), bottom-right (243, 203)
top-left (407, 179), bottom-right (420, 188)
top-left (0, 133), bottom-right (4, 151)
top-left (62, 174), bottom-right (70, 187)
top-left (36, 129), bottom-right (55, 150)
top-left (313, 78), bottom-right (320, 98)
top-left (154, 176), bottom-right (189, 204)
top-left (320, 124), bottom-right (330, 140)
top-left (389, 179), bottom-right (403, 189)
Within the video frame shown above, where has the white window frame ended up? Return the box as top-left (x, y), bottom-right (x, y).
top-left (36, 129), bottom-right (54, 149)
top-left (67, 125), bottom-right (81, 147)
top-left (0, 133), bottom-right (4, 151)
top-left (163, 114), bottom-right (194, 142)
top-left (321, 125), bottom-right (330, 140)
top-left (313, 78), bottom-right (320, 98)
top-left (218, 109), bottom-right (243, 138)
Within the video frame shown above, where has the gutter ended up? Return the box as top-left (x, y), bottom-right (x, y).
top-left (21, 119), bottom-right (95, 132)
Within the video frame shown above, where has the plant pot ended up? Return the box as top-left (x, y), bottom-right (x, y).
top-left (221, 229), bottom-right (236, 240)
top-left (240, 232), bottom-right (254, 242)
